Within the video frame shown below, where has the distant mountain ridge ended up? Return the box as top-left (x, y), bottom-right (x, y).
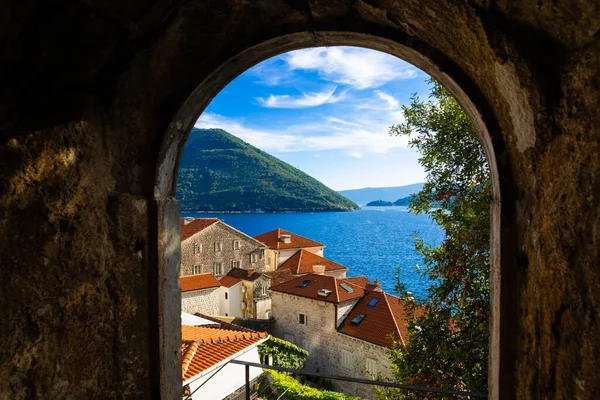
top-left (177, 128), bottom-right (359, 212)
top-left (338, 183), bottom-right (424, 204)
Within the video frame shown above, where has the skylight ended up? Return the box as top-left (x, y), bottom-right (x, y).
top-left (340, 283), bottom-right (354, 294)
top-left (351, 314), bottom-right (365, 325)
top-left (318, 289), bottom-right (332, 297)
top-left (367, 298), bottom-right (379, 308)
top-left (297, 279), bottom-right (311, 288)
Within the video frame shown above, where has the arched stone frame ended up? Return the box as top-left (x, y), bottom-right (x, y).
top-left (154, 31), bottom-right (512, 400)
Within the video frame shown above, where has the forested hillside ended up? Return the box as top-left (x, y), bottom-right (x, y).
top-left (177, 129), bottom-right (358, 212)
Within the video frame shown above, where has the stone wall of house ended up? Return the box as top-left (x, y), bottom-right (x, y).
top-left (181, 288), bottom-right (220, 316)
top-left (271, 292), bottom-right (391, 399)
top-left (181, 223), bottom-right (266, 276)
top-left (325, 269), bottom-right (347, 279)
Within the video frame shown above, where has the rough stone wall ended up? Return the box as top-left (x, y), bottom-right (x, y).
top-left (271, 292), bottom-right (391, 399)
top-left (181, 288), bottom-right (220, 316)
top-left (0, 1), bottom-right (599, 398)
top-left (180, 223), bottom-right (266, 276)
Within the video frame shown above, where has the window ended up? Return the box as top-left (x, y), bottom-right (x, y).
top-left (192, 265), bottom-right (201, 274)
top-left (250, 253), bottom-right (257, 263)
top-left (298, 313), bottom-right (307, 325)
top-left (214, 241), bottom-right (222, 252)
top-left (259, 249), bottom-right (265, 258)
top-left (225, 292), bottom-right (228, 300)
top-left (261, 285), bottom-right (268, 296)
top-left (367, 298), bottom-right (380, 308)
top-left (233, 240), bottom-right (240, 250)
top-left (193, 242), bottom-right (201, 254)
top-left (351, 314), bottom-right (366, 325)
top-left (297, 279), bottom-right (311, 288)
top-left (213, 262), bottom-right (222, 276)
top-left (302, 339), bottom-right (312, 354)
top-left (232, 260), bottom-right (241, 269)
top-left (365, 358), bottom-right (377, 374)
top-left (340, 283), bottom-right (354, 294)
top-left (341, 349), bottom-right (352, 368)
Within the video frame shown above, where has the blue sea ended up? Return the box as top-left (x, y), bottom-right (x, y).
top-left (181, 207), bottom-right (444, 298)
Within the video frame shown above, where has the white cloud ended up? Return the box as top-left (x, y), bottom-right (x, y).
top-left (348, 152), bottom-right (363, 159)
top-left (284, 47), bottom-right (418, 89)
top-left (375, 90), bottom-right (399, 109)
top-left (256, 87), bottom-right (345, 108)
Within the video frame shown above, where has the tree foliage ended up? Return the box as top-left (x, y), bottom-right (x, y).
top-left (258, 336), bottom-right (309, 369)
top-left (265, 370), bottom-right (359, 400)
top-left (381, 80), bottom-right (490, 398)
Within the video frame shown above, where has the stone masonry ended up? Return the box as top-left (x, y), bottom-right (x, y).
top-left (271, 291), bottom-right (392, 399)
top-left (181, 288), bottom-right (220, 316)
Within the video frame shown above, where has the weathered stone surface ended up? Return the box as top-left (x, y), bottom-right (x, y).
top-left (0, 1), bottom-right (598, 398)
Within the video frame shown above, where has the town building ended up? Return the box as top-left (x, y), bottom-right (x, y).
top-left (181, 218), bottom-right (270, 277)
top-left (181, 313), bottom-right (269, 400)
top-left (180, 273), bottom-right (221, 315)
top-left (270, 273), bottom-right (414, 399)
top-left (254, 228), bottom-right (325, 268)
top-left (277, 249), bottom-right (348, 278)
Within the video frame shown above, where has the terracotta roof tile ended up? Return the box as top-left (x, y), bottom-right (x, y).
top-left (181, 325), bottom-right (268, 381)
top-left (254, 228), bottom-right (324, 250)
top-left (338, 292), bottom-right (420, 348)
top-left (180, 273), bottom-right (221, 292)
top-left (264, 269), bottom-right (296, 286)
top-left (219, 275), bottom-right (242, 288)
top-left (181, 218), bottom-right (218, 241)
top-left (227, 267), bottom-right (262, 282)
top-left (270, 273), bottom-right (364, 303)
top-left (341, 276), bottom-right (372, 289)
top-left (277, 250), bottom-right (348, 275)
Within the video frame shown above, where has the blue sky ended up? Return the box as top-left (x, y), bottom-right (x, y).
top-left (194, 46), bottom-right (432, 191)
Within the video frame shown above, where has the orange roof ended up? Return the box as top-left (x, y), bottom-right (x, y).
top-left (277, 250), bottom-right (347, 275)
top-left (181, 325), bottom-right (268, 381)
top-left (254, 228), bottom-right (324, 250)
top-left (180, 273), bottom-right (221, 292)
top-left (181, 218), bottom-right (219, 241)
top-left (338, 292), bottom-right (419, 348)
top-left (270, 273), bottom-right (364, 303)
top-left (264, 269), bottom-right (296, 286)
top-left (341, 276), bottom-right (372, 288)
top-left (227, 267), bottom-right (262, 282)
top-left (219, 275), bottom-right (242, 288)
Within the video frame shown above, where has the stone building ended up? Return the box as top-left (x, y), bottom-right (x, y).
top-left (277, 249), bottom-right (348, 279)
top-left (180, 273), bottom-right (221, 316)
top-left (270, 273), bottom-right (410, 399)
top-left (181, 218), bottom-right (269, 277)
top-left (2, 3), bottom-right (600, 399)
top-left (254, 228), bottom-right (325, 267)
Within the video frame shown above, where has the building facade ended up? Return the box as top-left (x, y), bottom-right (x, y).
top-left (180, 273), bottom-right (222, 315)
top-left (254, 228), bottom-right (325, 266)
top-left (270, 274), bottom-right (410, 399)
top-left (181, 218), bottom-right (269, 277)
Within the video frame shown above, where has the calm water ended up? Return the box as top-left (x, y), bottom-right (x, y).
top-left (181, 207), bottom-right (444, 298)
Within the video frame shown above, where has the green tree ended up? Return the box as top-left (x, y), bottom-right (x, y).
top-left (382, 80), bottom-right (490, 399)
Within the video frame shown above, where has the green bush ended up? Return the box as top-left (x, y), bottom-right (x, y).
top-left (267, 370), bottom-right (359, 400)
top-left (258, 337), bottom-right (308, 369)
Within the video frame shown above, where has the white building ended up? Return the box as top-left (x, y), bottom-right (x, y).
top-left (181, 313), bottom-right (269, 400)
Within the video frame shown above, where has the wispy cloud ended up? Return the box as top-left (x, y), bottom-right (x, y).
top-left (256, 87), bottom-right (345, 108)
top-left (375, 90), bottom-right (399, 109)
top-left (348, 152), bottom-right (363, 159)
top-left (283, 47), bottom-right (418, 89)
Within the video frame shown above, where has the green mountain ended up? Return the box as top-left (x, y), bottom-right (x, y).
top-left (177, 129), bottom-right (359, 212)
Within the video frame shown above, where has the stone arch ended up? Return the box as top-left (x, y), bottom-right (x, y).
top-left (154, 31), bottom-right (511, 400)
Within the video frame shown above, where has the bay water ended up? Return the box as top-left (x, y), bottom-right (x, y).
top-left (181, 206), bottom-right (444, 298)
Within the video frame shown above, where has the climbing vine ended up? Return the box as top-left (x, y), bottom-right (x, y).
top-left (258, 337), bottom-right (308, 369)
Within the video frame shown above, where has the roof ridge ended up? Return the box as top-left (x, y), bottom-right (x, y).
top-left (382, 292), bottom-right (404, 346)
top-left (182, 340), bottom-right (199, 377)
top-left (296, 249), bottom-right (304, 274)
top-left (333, 276), bottom-right (341, 302)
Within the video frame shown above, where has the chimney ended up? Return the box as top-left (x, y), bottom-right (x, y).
top-left (279, 234), bottom-right (292, 244)
top-left (372, 279), bottom-right (383, 292)
top-left (312, 265), bottom-right (326, 275)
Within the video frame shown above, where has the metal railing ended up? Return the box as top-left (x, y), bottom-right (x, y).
top-left (228, 360), bottom-right (488, 399)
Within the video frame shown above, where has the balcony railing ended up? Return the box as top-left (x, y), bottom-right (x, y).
top-left (184, 359), bottom-right (488, 399)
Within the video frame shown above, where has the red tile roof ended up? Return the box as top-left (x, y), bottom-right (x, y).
top-left (277, 250), bottom-right (347, 275)
top-left (264, 269), bottom-right (296, 286)
top-left (181, 325), bottom-right (268, 381)
top-left (181, 218), bottom-right (218, 241)
top-left (270, 273), bottom-right (365, 303)
top-left (338, 292), bottom-right (419, 348)
top-left (341, 276), bottom-right (373, 288)
top-left (254, 228), bottom-right (324, 250)
top-left (180, 273), bottom-right (221, 292)
top-left (227, 267), bottom-right (262, 282)
top-left (219, 275), bottom-right (242, 288)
